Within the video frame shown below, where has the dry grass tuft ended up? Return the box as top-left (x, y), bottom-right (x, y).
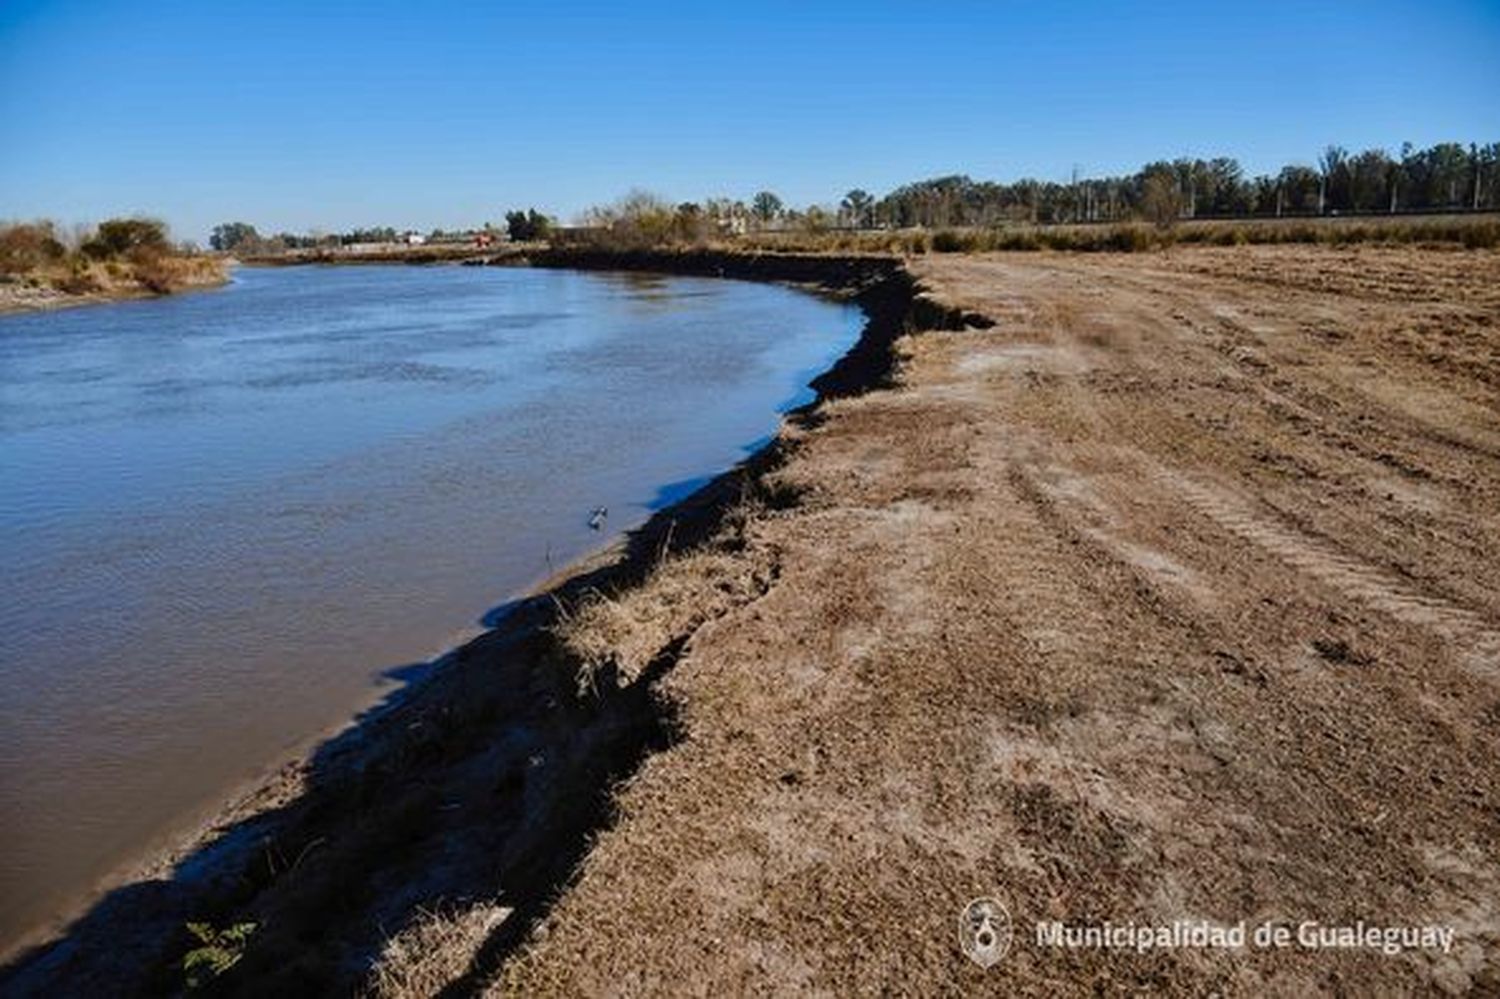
top-left (365, 902), bottom-right (511, 999)
top-left (555, 546), bottom-right (776, 693)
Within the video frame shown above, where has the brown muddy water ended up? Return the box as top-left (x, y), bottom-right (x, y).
top-left (0, 264), bottom-right (861, 951)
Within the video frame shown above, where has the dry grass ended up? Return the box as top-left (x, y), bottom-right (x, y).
top-left (491, 244), bottom-right (1500, 994)
top-left (730, 214), bottom-right (1500, 256)
top-left (365, 903), bottom-right (511, 999)
top-left (555, 501), bottom-right (786, 690)
top-left (0, 253), bottom-right (227, 313)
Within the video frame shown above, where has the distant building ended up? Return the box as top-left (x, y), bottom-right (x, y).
top-left (403, 231), bottom-right (427, 246)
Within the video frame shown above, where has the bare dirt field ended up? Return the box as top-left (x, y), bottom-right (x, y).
top-left (481, 246), bottom-right (1500, 994)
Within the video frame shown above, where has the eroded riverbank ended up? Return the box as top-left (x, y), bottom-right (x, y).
top-left (0, 258), bottom-right (869, 987)
top-left (8, 246), bottom-right (1500, 996)
top-left (491, 245), bottom-right (1500, 995)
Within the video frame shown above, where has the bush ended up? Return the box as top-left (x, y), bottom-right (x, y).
top-left (0, 221), bottom-right (67, 274)
top-left (1098, 224), bottom-right (1157, 252)
top-left (82, 217), bottom-right (169, 259)
top-left (573, 191), bottom-right (682, 250)
top-left (50, 262), bottom-right (101, 294)
top-left (505, 208), bottom-right (552, 242)
top-left (209, 222), bottom-right (261, 253)
top-left (1462, 222), bottom-right (1498, 249)
top-left (182, 921), bottom-right (258, 989)
top-left (932, 229), bottom-right (978, 253)
top-left (1140, 171), bottom-right (1183, 229)
top-left (130, 248), bottom-right (178, 293)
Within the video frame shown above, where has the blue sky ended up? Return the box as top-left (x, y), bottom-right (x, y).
top-left (1, 0), bottom-right (1497, 241)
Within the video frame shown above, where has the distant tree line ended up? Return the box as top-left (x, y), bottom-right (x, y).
top-left (210, 223), bottom-right (413, 253)
top-left (209, 216), bottom-right (556, 253)
top-left (858, 141), bottom-right (1499, 229)
top-left (660, 140), bottom-right (1498, 232)
top-left (209, 139), bottom-right (1496, 256)
top-left (561, 140), bottom-right (1496, 248)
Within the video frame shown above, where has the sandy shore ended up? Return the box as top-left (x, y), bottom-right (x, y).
top-left (5, 246), bottom-right (1499, 995)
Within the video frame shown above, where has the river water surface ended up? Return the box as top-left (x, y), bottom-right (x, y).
top-left (0, 264), bottom-right (861, 950)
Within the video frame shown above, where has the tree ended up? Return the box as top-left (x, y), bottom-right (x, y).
top-left (0, 221), bottom-right (66, 274)
top-left (1318, 145), bottom-right (1350, 213)
top-left (1348, 149), bottom-right (1394, 212)
top-left (840, 189), bottom-right (874, 227)
top-left (80, 217), bottom-right (170, 259)
top-left (1204, 158), bottom-right (1248, 214)
top-left (1250, 175), bottom-right (1280, 216)
top-left (209, 222), bottom-right (260, 252)
top-left (1276, 165), bottom-right (1321, 213)
top-left (339, 226), bottom-right (397, 246)
top-left (1428, 142), bottom-right (1469, 207)
top-left (505, 208), bottom-right (552, 242)
top-left (672, 202), bottom-right (711, 242)
top-left (1139, 168), bottom-right (1183, 228)
top-left (1476, 142), bottom-right (1500, 210)
top-left (751, 190), bottom-right (783, 225)
top-left (578, 190), bottom-right (677, 248)
top-left (803, 205), bottom-right (832, 234)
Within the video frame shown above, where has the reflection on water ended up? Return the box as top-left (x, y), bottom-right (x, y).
top-left (0, 264), bottom-right (861, 949)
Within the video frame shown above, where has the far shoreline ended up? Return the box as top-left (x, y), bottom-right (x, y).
top-left (0, 265), bottom-right (233, 317)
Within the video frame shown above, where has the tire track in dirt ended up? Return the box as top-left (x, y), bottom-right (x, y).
top-left (1165, 470), bottom-right (1500, 681)
top-left (1129, 268), bottom-right (1500, 474)
top-left (946, 473), bottom-right (1117, 668)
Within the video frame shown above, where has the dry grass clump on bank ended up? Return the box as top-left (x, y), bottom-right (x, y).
top-left (366, 903), bottom-right (512, 999)
top-left (554, 513), bottom-right (780, 692)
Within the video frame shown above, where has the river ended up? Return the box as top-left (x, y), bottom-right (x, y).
top-left (0, 263), bottom-right (862, 950)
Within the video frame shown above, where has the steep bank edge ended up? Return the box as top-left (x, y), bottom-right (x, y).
top-left (0, 252), bottom-right (989, 996)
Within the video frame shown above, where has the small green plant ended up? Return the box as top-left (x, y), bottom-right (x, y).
top-left (182, 920), bottom-right (257, 989)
